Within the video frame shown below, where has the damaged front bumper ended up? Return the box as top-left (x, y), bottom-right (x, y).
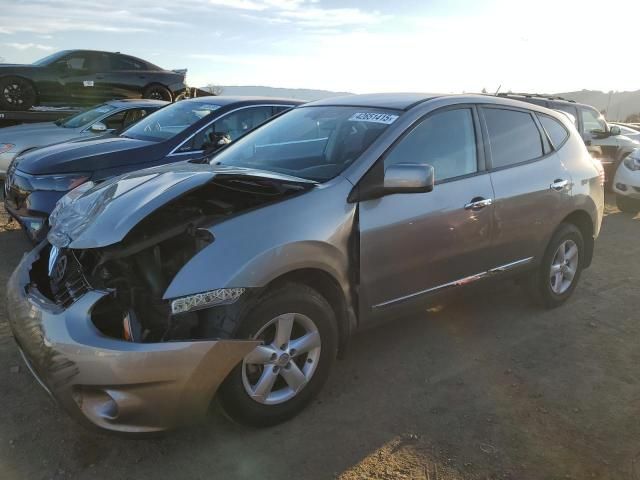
top-left (6, 243), bottom-right (259, 434)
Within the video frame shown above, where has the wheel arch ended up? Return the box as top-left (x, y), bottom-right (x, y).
top-left (560, 210), bottom-right (595, 268)
top-left (264, 268), bottom-right (355, 356)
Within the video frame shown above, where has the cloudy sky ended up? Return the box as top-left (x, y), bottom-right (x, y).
top-left (1, 0), bottom-right (639, 93)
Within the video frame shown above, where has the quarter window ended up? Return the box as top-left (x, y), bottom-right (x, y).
top-left (483, 108), bottom-right (543, 168)
top-left (538, 114), bottom-right (569, 149)
top-left (384, 108), bottom-right (478, 182)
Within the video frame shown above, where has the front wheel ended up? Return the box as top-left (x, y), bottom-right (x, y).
top-left (616, 194), bottom-right (640, 214)
top-left (0, 76), bottom-right (36, 111)
top-left (219, 284), bottom-right (338, 426)
top-left (526, 223), bottom-right (584, 309)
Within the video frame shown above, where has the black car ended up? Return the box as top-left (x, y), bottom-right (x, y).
top-left (0, 50), bottom-right (188, 111)
top-left (4, 96), bottom-right (303, 241)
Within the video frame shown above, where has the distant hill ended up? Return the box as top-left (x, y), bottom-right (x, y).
top-left (202, 85), bottom-right (352, 102)
top-left (554, 90), bottom-right (640, 121)
top-left (200, 86), bottom-right (640, 122)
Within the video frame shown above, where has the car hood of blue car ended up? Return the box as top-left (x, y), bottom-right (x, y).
top-left (14, 136), bottom-right (164, 175)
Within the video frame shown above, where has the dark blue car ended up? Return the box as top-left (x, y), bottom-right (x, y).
top-left (4, 96), bottom-right (303, 240)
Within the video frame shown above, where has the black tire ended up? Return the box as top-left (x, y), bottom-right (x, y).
top-left (616, 194), bottom-right (640, 214)
top-left (142, 84), bottom-right (172, 102)
top-left (526, 223), bottom-right (584, 309)
top-left (0, 76), bottom-right (36, 111)
top-left (219, 283), bottom-right (338, 427)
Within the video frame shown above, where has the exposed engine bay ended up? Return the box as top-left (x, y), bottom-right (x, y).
top-left (32, 175), bottom-right (312, 343)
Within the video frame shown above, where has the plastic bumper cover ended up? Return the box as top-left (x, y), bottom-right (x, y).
top-left (6, 244), bottom-right (259, 433)
top-left (613, 162), bottom-right (640, 199)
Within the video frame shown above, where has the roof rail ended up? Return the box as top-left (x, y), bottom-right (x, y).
top-left (495, 92), bottom-right (576, 103)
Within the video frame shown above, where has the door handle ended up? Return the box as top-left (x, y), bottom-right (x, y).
top-left (550, 179), bottom-right (569, 191)
top-left (464, 197), bottom-right (493, 210)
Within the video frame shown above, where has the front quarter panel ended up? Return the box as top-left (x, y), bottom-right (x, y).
top-left (163, 179), bottom-right (355, 300)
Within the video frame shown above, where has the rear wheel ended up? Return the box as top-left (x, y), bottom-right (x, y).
top-left (142, 84), bottom-right (172, 102)
top-left (219, 284), bottom-right (338, 426)
top-left (527, 223), bottom-right (584, 309)
top-left (616, 194), bottom-right (640, 214)
top-left (0, 76), bottom-right (36, 111)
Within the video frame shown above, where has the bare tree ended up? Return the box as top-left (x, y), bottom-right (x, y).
top-left (206, 84), bottom-right (224, 96)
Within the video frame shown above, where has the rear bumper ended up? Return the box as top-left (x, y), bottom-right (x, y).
top-left (7, 243), bottom-right (259, 433)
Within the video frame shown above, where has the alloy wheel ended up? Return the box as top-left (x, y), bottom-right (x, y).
top-left (3, 83), bottom-right (24, 106)
top-left (549, 239), bottom-right (579, 295)
top-left (242, 313), bottom-right (322, 405)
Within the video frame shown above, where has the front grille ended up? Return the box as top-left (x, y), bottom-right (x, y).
top-left (49, 251), bottom-right (91, 308)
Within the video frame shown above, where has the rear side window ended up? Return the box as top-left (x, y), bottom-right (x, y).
top-left (483, 108), bottom-right (543, 169)
top-left (111, 55), bottom-right (146, 71)
top-left (384, 108), bottom-right (478, 182)
top-left (538, 114), bottom-right (569, 149)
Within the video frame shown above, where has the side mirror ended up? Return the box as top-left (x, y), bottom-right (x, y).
top-left (90, 122), bottom-right (108, 133)
top-left (610, 125), bottom-right (621, 136)
top-left (383, 163), bottom-right (435, 195)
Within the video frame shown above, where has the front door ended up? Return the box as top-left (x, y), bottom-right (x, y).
top-left (358, 106), bottom-right (496, 318)
top-left (54, 52), bottom-right (108, 104)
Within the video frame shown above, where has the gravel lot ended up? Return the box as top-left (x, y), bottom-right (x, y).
top-left (1, 197), bottom-right (639, 480)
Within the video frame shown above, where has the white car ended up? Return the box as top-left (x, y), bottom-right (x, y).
top-left (609, 123), bottom-right (640, 141)
top-left (613, 148), bottom-right (640, 213)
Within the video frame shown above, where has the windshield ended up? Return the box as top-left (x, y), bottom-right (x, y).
top-left (122, 101), bottom-right (221, 142)
top-left (212, 106), bottom-right (400, 182)
top-left (32, 51), bottom-right (69, 66)
top-left (59, 104), bottom-right (117, 128)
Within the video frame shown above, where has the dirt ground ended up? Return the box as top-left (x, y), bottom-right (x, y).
top-left (1, 197), bottom-right (639, 480)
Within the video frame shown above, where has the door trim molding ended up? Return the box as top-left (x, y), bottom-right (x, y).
top-left (372, 257), bottom-right (534, 309)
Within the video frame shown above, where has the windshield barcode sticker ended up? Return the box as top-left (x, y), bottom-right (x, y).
top-left (349, 112), bottom-right (399, 125)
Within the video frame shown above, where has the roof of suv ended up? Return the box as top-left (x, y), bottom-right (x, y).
top-left (306, 93), bottom-right (442, 111)
top-left (305, 93), bottom-right (571, 116)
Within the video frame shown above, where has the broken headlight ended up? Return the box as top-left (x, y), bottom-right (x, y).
top-left (170, 288), bottom-right (246, 315)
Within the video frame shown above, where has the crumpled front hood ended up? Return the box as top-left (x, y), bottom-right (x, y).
top-left (47, 162), bottom-right (315, 249)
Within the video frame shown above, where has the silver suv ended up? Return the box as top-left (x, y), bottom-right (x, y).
top-left (7, 94), bottom-right (604, 433)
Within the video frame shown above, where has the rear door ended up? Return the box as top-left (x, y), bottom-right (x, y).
top-left (481, 106), bottom-right (572, 265)
top-left (358, 106), bottom-right (496, 317)
top-left (101, 54), bottom-right (150, 100)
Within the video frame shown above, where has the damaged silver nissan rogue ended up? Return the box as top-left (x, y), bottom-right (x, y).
top-left (7, 93), bottom-right (604, 433)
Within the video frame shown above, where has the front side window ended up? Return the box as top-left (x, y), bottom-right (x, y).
top-left (59, 104), bottom-right (118, 128)
top-left (581, 108), bottom-right (607, 134)
top-left (538, 114), bottom-right (569, 149)
top-left (122, 101), bottom-right (222, 142)
top-left (182, 106), bottom-right (275, 152)
top-left (384, 108), bottom-right (478, 182)
top-left (213, 106), bottom-right (398, 181)
top-left (483, 108), bottom-right (543, 169)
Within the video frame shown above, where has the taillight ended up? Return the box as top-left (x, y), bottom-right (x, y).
top-left (591, 156), bottom-right (605, 187)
